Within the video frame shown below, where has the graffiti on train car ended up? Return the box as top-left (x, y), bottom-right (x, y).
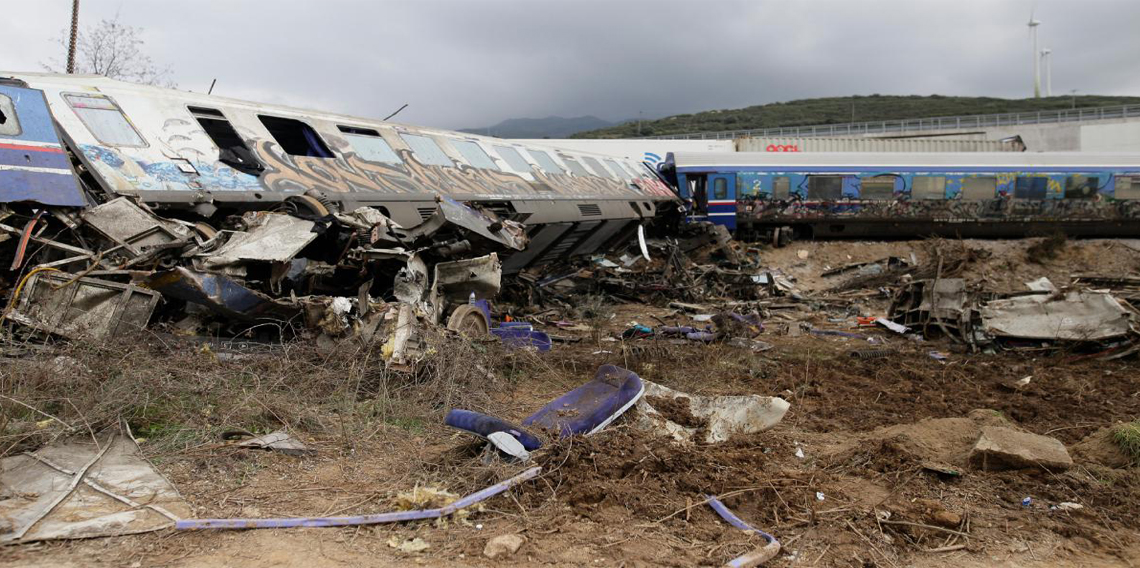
top-left (78, 140), bottom-right (672, 202)
top-left (745, 195), bottom-right (1140, 223)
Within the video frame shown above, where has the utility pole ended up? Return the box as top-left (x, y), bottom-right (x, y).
top-left (1070, 89), bottom-right (1078, 109)
top-left (66, 0), bottom-right (80, 73)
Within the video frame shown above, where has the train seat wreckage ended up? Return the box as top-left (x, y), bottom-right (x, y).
top-left (0, 72), bottom-right (678, 366)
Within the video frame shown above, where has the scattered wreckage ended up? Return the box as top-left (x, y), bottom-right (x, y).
top-left (2, 193), bottom-right (531, 370)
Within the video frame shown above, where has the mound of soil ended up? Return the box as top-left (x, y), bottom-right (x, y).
top-left (644, 395), bottom-right (707, 429)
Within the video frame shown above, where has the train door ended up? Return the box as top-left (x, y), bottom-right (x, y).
top-left (706, 172), bottom-right (737, 230)
top-left (682, 173), bottom-right (709, 222)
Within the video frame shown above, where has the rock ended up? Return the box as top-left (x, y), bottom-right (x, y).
top-left (970, 426), bottom-right (1073, 471)
top-left (483, 534), bottom-right (525, 559)
top-left (927, 509), bottom-right (962, 528)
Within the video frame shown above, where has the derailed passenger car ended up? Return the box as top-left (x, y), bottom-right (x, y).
top-left (0, 72), bottom-right (677, 362)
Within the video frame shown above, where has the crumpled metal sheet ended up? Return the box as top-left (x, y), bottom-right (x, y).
top-left (397, 197), bottom-right (528, 251)
top-left (8, 270), bottom-right (160, 339)
top-left (80, 197), bottom-right (194, 257)
top-left (142, 267), bottom-right (301, 323)
top-left (199, 213), bottom-right (317, 269)
top-left (980, 291), bottom-right (1131, 341)
top-left (0, 434), bottom-right (191, 543)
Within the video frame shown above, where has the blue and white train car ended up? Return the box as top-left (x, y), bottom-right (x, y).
top-left (660, 152), bottom-right (1140, 239)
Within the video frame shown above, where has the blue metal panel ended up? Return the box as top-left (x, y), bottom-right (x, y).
top-left (0, 85), bottom-right (85, 206)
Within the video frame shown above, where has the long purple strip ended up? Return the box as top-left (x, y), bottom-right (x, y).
top-left (706, 495), bottom-right (781, 567)
top-left (175, 466), bottom-right (541, 530)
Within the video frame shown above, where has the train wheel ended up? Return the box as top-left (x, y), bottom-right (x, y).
top-left (447, 305), bottom-right (489, 337)
top-left (285, 195), bottom-right (330, 217)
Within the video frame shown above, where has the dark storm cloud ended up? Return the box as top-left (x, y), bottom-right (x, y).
top-left (4, 0), bottom-right (1138, 129)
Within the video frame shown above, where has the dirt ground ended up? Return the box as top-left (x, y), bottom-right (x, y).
top-left (3, 237), bottom-right (1140, 567)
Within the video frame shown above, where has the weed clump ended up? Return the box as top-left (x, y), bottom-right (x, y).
top-left (1111, 421), bottom-right (1140, 466)
top-left (1026, 232), bottom-right (1067, 264)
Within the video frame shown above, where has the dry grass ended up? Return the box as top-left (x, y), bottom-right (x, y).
top-left (0, 327), bottom-right (505, 460)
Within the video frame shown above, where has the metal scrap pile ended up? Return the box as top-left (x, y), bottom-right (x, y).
top-left (504, 222), bottom-right (793, 308)
top-left (1, 194), bottom-right (528, 370)
top-left (889, 277), bottom-right (1139, 355)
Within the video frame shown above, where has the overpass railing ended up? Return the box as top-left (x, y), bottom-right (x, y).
top-left (643, 104), bottom-right (1140, 140)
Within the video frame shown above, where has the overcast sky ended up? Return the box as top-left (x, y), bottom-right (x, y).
top-left (3, 0), bottom-right (1139, 130)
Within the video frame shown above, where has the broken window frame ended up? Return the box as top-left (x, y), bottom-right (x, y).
top-left (188, 106), bottom-right (264, 175)
top-left (582, 156), bottom-right (615, 179)
top-left (1013, 175), bottom-right (1048, 200)
top-left (561, 157), bottom-right (591, 177)
top-left (449, 139), bottom-right (499, 171)
top-left (912, 176), bottom-right (946, 200)
top-left (1116, 175), bottom-right (1140, 200)
top-left (712, 177), bottom-right (728, 200)
top-left (960, 176), bottom-right (997, 200)
top-left (859, 176), bottom-right (896, 200)
top-left (63, 93), bottom-right (147, 147)
top-left (493, 145), bottom-right (534, 173)
top-left (807, 175), bottom-right (843, 200)
top-left (399, 133), bottom-right (454, 167)
top-left (772, 176), bottom-right (790, 199)
top-left (604, 159), bottom-right (633, 181)
top-left (258, 115), bottom-right (335, 158)
top-left (337, 125), bottom-right (403, 165)
top-left (1063, 174), bottom-right (1100, 199)
top-left (526, 149), bottom-right (565, 174)
top-left (0, 93), bottom-right (20, 136)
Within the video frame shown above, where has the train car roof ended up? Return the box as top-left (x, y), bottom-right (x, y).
top-left (0, 71), bottom-right (631, 163)
top-left (669, 151), bottom-right (1140, 169)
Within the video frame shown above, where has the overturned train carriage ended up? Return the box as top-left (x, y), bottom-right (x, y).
top-left (661, 151), bottom-right (1140, 239)
top-left (0, 72), bottom-right (677, 273)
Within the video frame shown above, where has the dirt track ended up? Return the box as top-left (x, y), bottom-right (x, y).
top-left (3, 237), bottom-right (1139, 567)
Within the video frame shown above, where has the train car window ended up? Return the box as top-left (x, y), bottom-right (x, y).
top-left (860, 176), bottom-right (895, 199)
top-left (582, 156), bottom-right (615, 179)
top-left (189, 106), bottom-right (264, 175)
top-left (773, 177), bottom-right (790, 199)
top-left (1064, 175), bottom-right (1099, 199)
top-left (712, 177), bottom-right (728, 200)
top-left (622, 162), bottom-right (644, 178)
top-left (526, 149), bottom-right (565, 174)
top-left (961, 177), bottom-right (997, 200)
top-left (561, 157), bottom-right (591, 177)
top-left (0, 94), bottom-right (19, 136)
top-left (604, 159), bottom-right (632, 181)
top-left (64, 94), bottom-right (146, 147)
top-left (807, 176), bottom-right (843, 200)
top-left (399, 133), bottom-right (454, 167)
top-left (259, 115), bottom-right (334, 158)
top-left (451, 139), bottom-right (499, 170)
top-left (1013, 176), bottom-right (1048, 199)
top-left (493, 146), bottom-right (532, 173)
top-left (336, 125), bottom-right (402, 164)
top-left (1116, 176), bottom-right (1140, 199)
top-left (912, 176), bottom-right (946, 199)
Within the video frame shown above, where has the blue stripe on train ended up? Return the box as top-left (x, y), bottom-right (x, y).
top-left (0, 146), bottom-right (71, 170)
top-left (0, 169), bottom-right (87, 207)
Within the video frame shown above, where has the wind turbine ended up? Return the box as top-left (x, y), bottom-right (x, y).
top-left (1040, 48), bottom-right (1052, 97)
top-left (1028, 10), bottom-right (1041, 98)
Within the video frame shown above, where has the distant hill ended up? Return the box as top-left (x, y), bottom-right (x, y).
top-left (460, 115), bottom-right (619, 139)
top-left (572, 94), bottom-right (1140, 139)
